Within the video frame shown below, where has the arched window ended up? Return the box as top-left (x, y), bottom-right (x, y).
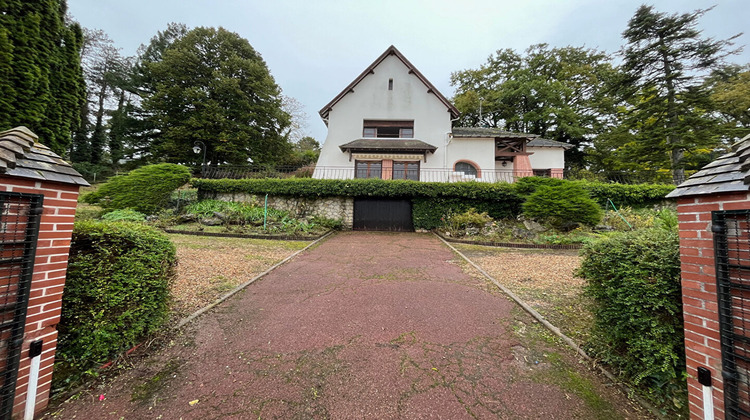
top-left (455, 161), bottom-right (478, 177)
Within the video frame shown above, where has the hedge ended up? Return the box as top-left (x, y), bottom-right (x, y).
top-left (513, 176), bottom-right (675, 208)
top-left (84, 163), bottom-right (192, 214)
top-left (193, 177), bottom-right (674, 229)
top-left (57, 221), bottom-right (176, 384)
top-left (193, 177), bottom-right (521, 200)
top-left (577, 227), bottom-right (685, 409)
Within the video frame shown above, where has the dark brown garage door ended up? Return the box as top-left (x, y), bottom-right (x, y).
top-left (353, 199), bottom-right (413, 231)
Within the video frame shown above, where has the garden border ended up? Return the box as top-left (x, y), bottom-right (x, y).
top-left (162, 228), bottom-right (331, 241)
top-left (433, 230), bottom-right (583, 250)
top-left (437, 234), bottom-right (662, 418)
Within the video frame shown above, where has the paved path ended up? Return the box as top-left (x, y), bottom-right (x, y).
top-left (47, 232), bottom-right (639, 419)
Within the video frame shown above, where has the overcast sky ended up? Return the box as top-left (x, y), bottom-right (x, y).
top-left (68, 0), bottom-right (750, 143)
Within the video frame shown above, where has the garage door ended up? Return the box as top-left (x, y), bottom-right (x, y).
top-left (353, 199), bottom-right (413, 231)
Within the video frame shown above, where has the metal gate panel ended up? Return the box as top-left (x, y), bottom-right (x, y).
top-left (353, 199), bottom-right (413, 232)
top-left (714, 210), bottom-right (750, 420)
top-left (0, 192), bottom-right (43, 419)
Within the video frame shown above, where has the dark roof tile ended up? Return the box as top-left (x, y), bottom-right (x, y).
top-left (0, 126), bottom-right (89, 186)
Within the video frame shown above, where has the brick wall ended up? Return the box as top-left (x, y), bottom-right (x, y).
top-left (0, 175), bottom-right (80, 418)
top-left (678, 191), bottom-right (750, 420)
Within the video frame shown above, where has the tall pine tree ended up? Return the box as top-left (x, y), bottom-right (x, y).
top-left (0, 0), bottom-right (85, 155)
top-left (620, 5), bottom-right (740, 183)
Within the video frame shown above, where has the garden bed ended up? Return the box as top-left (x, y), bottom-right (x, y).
top-left (163, 225), bottom-right (329, 241)
top-left (435, 230), bottom-right (583, 249)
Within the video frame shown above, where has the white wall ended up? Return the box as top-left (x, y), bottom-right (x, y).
top-left (528, 147), bottom-right (565, 169)
top-left (315, 54), bottom-right (453, 172)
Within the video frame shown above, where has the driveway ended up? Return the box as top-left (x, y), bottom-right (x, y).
top-left (46, 232), bottom-right (645, 419)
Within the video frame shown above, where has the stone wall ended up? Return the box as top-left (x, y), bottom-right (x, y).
top-left (214, 193), bottom-right (354, 229)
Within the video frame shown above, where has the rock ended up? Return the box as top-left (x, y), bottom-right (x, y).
top-left (178, 214), bottom-right (196, 223)
top-left (512, 227), bottom-right (536, 240)
top-left (522, 219), bottom-right (547, 233)
top-left (466, 227), bottom-right (480, 236)
top-left (213, 211), bottom-right (227, 220)
top-left (201, 218), bottom-right (222, 226)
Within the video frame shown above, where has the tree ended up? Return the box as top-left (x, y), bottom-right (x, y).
top-left (0, 0), bottom-right (85, 155)
top-left (282, 95), bottom-right (310, 143)
top-left (138, 26), bottom-right (291, 165)
top-left (705, 65), bottom-right (750, 139)
top-left (451, 45), bottom-right (620, 168)
top-left (619, 5), bottom-right (741, 183)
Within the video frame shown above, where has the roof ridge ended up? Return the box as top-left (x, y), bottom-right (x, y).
top-left (319, 46), bottom-right (459, 121)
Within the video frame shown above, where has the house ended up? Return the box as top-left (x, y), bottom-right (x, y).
top-left (314, 45), bottom-right (571, 182)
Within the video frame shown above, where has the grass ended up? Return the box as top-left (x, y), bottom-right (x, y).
top-left (130, 359), bottom-right (181, 402)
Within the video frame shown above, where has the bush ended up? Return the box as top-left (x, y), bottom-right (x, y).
top-left (444, 208), bottom-right (492, 235)
top-left (522, 184), bottom-right (602, 230)
top-left (101, 209), bottom-right (147, 222)
top-left (83, 164), bottom-right (191, 214)
top-left (57, 221), bottom-right (176, 384)
top-left (413, 197), bottom-right (521, 230)
top-left (577, 228), bottom-right (685, 409)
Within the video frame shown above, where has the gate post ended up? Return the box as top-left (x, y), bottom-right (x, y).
top-left (668, 133), bottom-right (750, 420)
top-left (0, 127), bottom-right (88, 419)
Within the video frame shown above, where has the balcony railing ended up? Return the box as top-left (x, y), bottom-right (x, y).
top-left (199, 165), bottom-right (681, 185)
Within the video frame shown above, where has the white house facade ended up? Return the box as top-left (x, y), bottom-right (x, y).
top-left (314, 46), bottom-right (570, 183)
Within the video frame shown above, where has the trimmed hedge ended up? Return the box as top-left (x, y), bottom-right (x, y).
top-left (193, 177), bottom-right (674, 229)
top-left (58, 221), bottom-right (176, 382)
top-left (413, 197), bottom-right (520, 230)
top-left (513, 176), bottom-right (674, 208)
top-left (193, 177), bottom-right (521, 200)
top-left (577, 228), bottom-right (685, 409)
top-left (84, 163), bottom-right (192, 214)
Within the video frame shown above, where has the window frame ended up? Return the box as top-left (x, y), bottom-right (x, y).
top-left (454, 161), bottom-right (479, 177)
top-left (355, 160), bottom-right (382, 179)
top-left (392, 161), bottom-right (420, 181)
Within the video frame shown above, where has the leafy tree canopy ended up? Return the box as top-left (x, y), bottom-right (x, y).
top-left (139, 26), bottom-right (292, 166)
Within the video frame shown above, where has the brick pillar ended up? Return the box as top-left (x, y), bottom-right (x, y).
top-left (381, 159), bottom-right (393, 180)
top-left (513, 155), bottom-right (533, 179)
top-left (0, 176), bottom-right (80, 418)
top-left (677, 192), bottom-right (750, 419)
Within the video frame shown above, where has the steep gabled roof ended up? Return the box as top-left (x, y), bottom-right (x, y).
top-left (319, 45), bottom-right (460, 122)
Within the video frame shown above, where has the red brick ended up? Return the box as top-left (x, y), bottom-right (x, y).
top-left (679, 213), bottom-right (698, 222)
top-left (698, 192), bottom-right (749, 203)
top-left (681, 238), bottom-right (713, 248)
top-left (0, 177), bottom-right (37, 188)
top-left (680, 230), bottom-right (699, 238)
top-left (59, 192), bottom-right (79, 200)
top-left (679, 203), bottom-right (722, 213)
top-left (681, 256), bottom-right (715, 266)
top-left (722, 201), bottom-right (750, 211)
top-left (682, 296), bottom-right (705, 310)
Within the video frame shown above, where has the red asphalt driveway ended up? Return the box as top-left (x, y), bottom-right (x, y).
top-left (46, 232), bottom-right (638, 419)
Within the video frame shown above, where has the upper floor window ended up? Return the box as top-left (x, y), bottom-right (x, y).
top-left (362, 120), bottom-right (414, 138)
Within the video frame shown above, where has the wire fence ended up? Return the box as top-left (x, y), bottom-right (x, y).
top-left (200, 165), bottom-right (683, 185)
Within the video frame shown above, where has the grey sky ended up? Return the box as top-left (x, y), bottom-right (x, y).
top-left (68, 0), bottom-right (750, 143)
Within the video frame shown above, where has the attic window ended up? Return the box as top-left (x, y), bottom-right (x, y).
top-left (388, 78), bottom-right (393, 90)
top-left (363, 120), bottom-right (414, 138)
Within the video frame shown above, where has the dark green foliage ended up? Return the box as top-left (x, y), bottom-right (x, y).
top-left (194, 177), bottom-right (521, 201)
top-left (522, 184), bottom-right (603, 229)
top-left (185, 199), bottom-right (288, 224)
top-left (577, 228), bottom-right (684, 409)
top-left (58, 221), bottom-right (176, 381)
top-left (513, 176), bottom-right (674, 208)
top-left (71, 162), bottom-right (116, 184)
top-left (0, 0), bottom-right (85, 154)
top-left (101, 209), bottom-right (146, 222)
top-left (139, 26), bottom-right (291, 165)
top-left (84, 164), bottom-right (191, 214)
top-left (413, 197), bottom-right (520, 230)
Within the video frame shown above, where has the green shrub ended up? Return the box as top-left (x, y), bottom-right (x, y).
top-left (577, 228), bottom-right (685, 410)
top-left (101, 209), bottom-right (147, 222)
top-left (309, 216), bottom-right (343, 230)
top-left (444, 208), bottom-right (492, 235)
top-left (83, 164), bottom-right (191, 214)
top-left (413, 197), bottom-right (521, 230)
top-left (522, 184), bottom-right (602, 230)
top-left (513, 177), bottom-right (674, 209)
top-left (185, 199), bottom-right (288, 224)
top-left (58, 221), bottom-right (176, 384)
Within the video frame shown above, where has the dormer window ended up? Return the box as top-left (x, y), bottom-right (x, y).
top-left (363, 120), bottom-right (414, 138)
